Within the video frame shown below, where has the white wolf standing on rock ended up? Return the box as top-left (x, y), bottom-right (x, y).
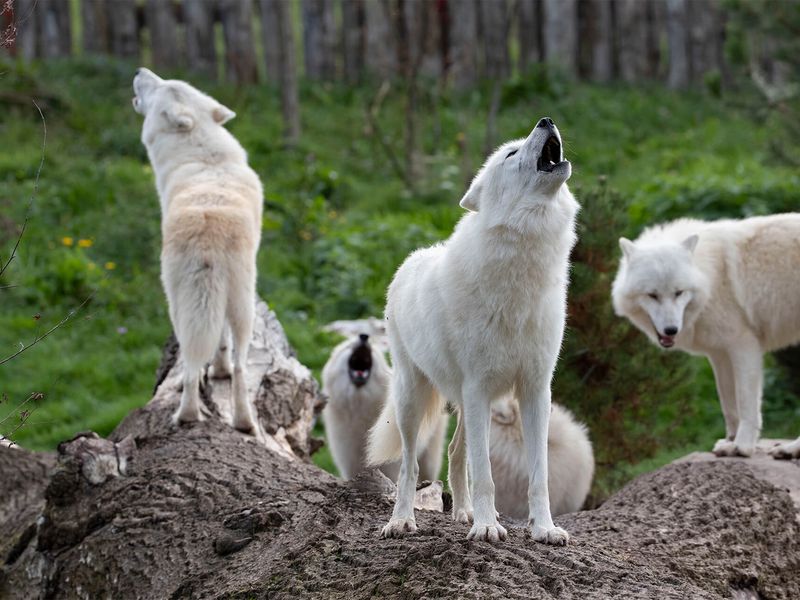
top-left (368, 117), bottom-right (579, 544)
top-left (133, 68), bottom-right (262, 434)
top-left (321, 333), bottom-right (447, 481)
top-left (612, 214), bottom-right (800, 459)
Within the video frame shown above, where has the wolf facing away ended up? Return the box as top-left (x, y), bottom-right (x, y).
top-left (612, 214), bottom-right (800, 458)
top-left (491, 398), bottom-right (594, 518)
top-left (133, 68), bottom-right (262, 433)
top-left (321, 333), bottom-right (447, 481)
top-left (368, 118), bottom-right (579, 544)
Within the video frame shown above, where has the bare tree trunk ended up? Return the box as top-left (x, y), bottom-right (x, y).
top-left (404, 0), bottom-right (443, 79)
top-left (268, 0), bottom-right (301, 144)
top-left (478, 0), bottom-right (510, 80)
top-left (302, 0), bottom-right (337, 80)
top-left (542, 0), bottom-right (578, 76)
top-left (616, 0), bottom-right (649, 83)
top-left (666, 0), bottom-right (690, 89)
top-left (364, 0), bottom-right (396, 78)
top-left (448, 0), bottom-right (478, 88)
top-left (579, 0), bottom-right (613, 82)
top-left (258, 0), bottom-right (281, 82)
top-left (38, 0), bottom-right (70, 58)
top-left (517, 0), bottom-right (542, 73)
top-left (184, 0), bottom-right (217, 80)
top-left (646, 0), bottom-right (665, 79)
top-left (81, 0), bottom-right (111, 55)
top-left (341, 0), bottom-right (365, 84)
top-left (107, 0), bottom-right (140, 60)
top-left (219, 0), bottom-right (258, 84)
top-left (146, 0), bottom-right (180, 70)
top-left (13, 0), bottom-right (38, 59)
top-left (688, 0), bottom-right (724, 85)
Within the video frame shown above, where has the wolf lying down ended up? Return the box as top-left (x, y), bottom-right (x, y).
top-left (613, 214), bottom-right (800, 459)
top-left (322, 333), bottom-right (594, 519)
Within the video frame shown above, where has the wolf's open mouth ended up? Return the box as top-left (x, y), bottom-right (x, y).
top-left (537, 136), bottom-right (562, 172)
top-left (657, 333), bottom-right (675, 348)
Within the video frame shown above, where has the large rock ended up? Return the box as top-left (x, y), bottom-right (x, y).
top-left (1, 300), bottom-right (799, 599)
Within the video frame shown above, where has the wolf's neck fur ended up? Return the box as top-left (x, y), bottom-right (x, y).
top-left (146, 126), bottom-right (251, 212)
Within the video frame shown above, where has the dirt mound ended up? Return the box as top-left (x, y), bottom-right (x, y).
top-left (2, 300), bottom-right (799, 599)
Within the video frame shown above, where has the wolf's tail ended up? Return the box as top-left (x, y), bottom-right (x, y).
top-left (366, 384), bottom-right (445, 466)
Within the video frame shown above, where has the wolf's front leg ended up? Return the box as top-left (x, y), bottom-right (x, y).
top-left (769, 436), bottom-right (800, 459)
top-left (708, 351), bottom-right (738, 444)
top-left (518, 381), bottom-right (569, 545)
top-left (713, 344), bottom-right (762, 458)
top-left (448, 408), bottom-right (473, 523)
top-left (462, 383), bottom-right (506, 542)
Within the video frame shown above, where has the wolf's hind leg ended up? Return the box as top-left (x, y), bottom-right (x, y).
top-left (209, 324), bottom-right (233, 379)
top-left (228, 288), bottom-right (257, 435)
top-left (381, 363), bottom-right (432, 538)
top-left (448, 408), bottom-right (473, 523)
top-left (174, 365), bottom-right (204, 425)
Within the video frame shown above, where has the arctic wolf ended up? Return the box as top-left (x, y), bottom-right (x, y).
top-left (491, 398), bottom-right (593, 518)
top-left (321, 333), bottom-right (447, 481)
top-left (368, 117), bottom-right (579, 544)
top-left (133, 68), bottom-right (262, 433)
top-left (612, 214), bottom-right (800, 458)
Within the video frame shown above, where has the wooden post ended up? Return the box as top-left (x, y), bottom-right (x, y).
top-left (542, 0), bottom-right (578, 77)
top-left (341, 0), bottom-right (365, 84)
top-left (448, 0), bottom-right (478, 87)
top-left (184, 0), bottom-right (217, 80)
top-left (302, 0), bottom-right (337, 80)
top-left (517, 0), bottom-right (542, 73)
top-left (219, 0), bottom-right (258, 84)
top-left (146, 0), bottom-right (180, 70)
top-left (107, 0), bottom-right (140, 60)
top-left (81, 0), bottom-right (111, 55)
top-left (39, 0), bottom-right (71, 58)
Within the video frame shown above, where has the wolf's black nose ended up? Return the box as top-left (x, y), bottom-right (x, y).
top-left (664, 326), bottom-right (678, 336)
top-left (359, 333), bottom-right (369, 342)
top-left (537, 117), bottom-right (554, 129)
top-left (135, 68), bottom-right (141, 75)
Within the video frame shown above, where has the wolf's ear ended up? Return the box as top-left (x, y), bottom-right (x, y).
top-left (212, 104), bottom-right (236, 125)
top-left (459, 182), bottom-right (481, 212)
top-left (682, 234), bottom-right (699, 254)
top-left (619, 238), bottom-right (636, 259)
top-left (162, 106), bottom-right (195, 131)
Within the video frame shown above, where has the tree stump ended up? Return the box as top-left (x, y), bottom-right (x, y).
top-left (2, 300), bottom-right (800, 599)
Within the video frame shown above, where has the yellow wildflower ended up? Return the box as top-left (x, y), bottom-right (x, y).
top-left (104, 261), bottom-right (116, 270)
top-left (88, 262), bottom-right (96, 270)
top-left (78, 238), bottom-right (93, 248)
top-left (61, 236), bottom-right (73, 247)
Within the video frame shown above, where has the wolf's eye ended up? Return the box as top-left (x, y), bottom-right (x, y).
top-left (505, 149), bottom-right (518, 160)
top-left (648, 293), bottom-right (659, 301)
top-left (675, 290), bottom-right (683, 297)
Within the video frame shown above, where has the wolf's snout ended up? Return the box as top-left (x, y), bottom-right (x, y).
top-left (664, 326), bottom-right (678, 336)
top-left (359, 333), bottom-right (369, 343)
top-left (537, 117), bottom-right (555, 129)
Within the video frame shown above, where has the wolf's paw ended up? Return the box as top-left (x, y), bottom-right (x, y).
top-left (769, 441), bottom-right (800, 460)
top-left (172, 408), bottom-right (206, 426)
top-left (712, 438), bottom-right (753, 457)
top-left (381, 518), bottom-right (417, 538)
top-left (530, 525), bottom-right (569, 546)
top-left (233, 412), bottom-right (258, 435)
top-left (452, 507), bottom-right (473, 523)
top-left (467, 523), bottom-right (507, 543)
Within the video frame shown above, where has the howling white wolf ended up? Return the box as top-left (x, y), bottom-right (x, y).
top-left (133, 68), bottom-right (262, 433)
top-left (612, 214), bottom-right (800, 458)
top-left (368, 117), bottom-right (579, 544)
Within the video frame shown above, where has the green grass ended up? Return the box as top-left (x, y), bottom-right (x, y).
top-left (1, 57), bottom-right (798, 498)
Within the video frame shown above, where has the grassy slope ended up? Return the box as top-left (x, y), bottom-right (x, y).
top-left (1, 58), bottom-right (798, 492)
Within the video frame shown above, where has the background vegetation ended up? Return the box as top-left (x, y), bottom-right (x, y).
top-left (1, 52), bottom-right (798, 500)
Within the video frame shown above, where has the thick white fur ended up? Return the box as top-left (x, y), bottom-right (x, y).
top-left (612, 214), bottom-right (800, 458)
top-left (490, 398), bottom-right (593, 518)
top-left (321, 335), bottom-right (447, 481)
top-left (133, 68), bottom-right (262, 433)
top-left (368, 120), bottom-right (579, 544)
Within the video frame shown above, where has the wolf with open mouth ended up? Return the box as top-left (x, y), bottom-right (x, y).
top-left (367, 117), bottom-right (579, 545)
top-left (612, 213), bottom-right (800, 459)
